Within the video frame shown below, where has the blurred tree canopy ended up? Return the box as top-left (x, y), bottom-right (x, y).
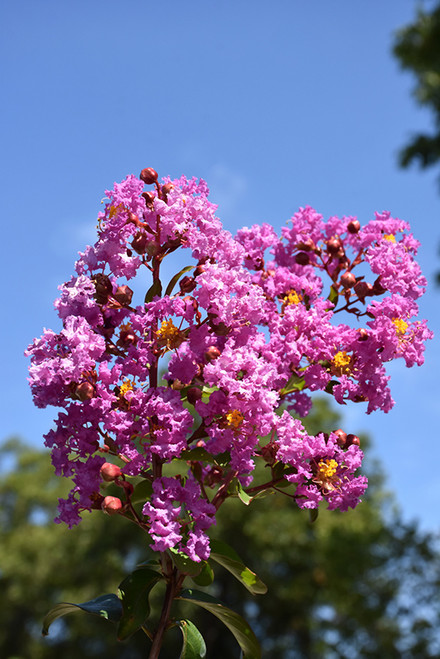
top-left (393, 2), bottom-right (440, 181)
top-left (1, 400), bottom-right (440, 658)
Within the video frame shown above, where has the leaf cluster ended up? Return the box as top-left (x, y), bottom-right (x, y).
top-left (393, 3), bottom-right (440, 178)
top-left (2, 398), bottom-right (440, 658)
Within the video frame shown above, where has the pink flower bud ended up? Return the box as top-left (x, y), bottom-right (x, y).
top-left (100, 462), bottom-right (122, 482)
top-left (140, 167), bottom-right (158, 185)
top-left (346, 434), bottom-right (360, 447)
top-left (92, 273), bottom-right (113, 304)
top-left (205, 346), bottom-right (221, 361)
top-left (327, 238), bottom-right (342, 254)
top-left (161, 183), bottom-right (174, 196)
top-left (194, 265), bottom-right (205, 277)
top-left (131, 231), bottom-right (149, 255)
top-left (75, 382), bottom-right (95, 401)
top-left (101, 495), bottom-right (123, 515)
top-left (260, 441), bottom-right (277, 465)
top-left (113, 285), bottom-right (134, 306)
top-left (340, 272), bottom-right (356, 289)
top-left (296, 238), bottom-right (315, 251)
top-left (117, 328), bottom-right (137, 347)
top-left (142, 190), bottom-right (155, 206)
top-left (347, 219), bottom-right (360, 234)
top-left (187, 387), bottom-right (203, 405)
top-left (372, 276), bottom-right (386, 295)
top-left (354, 281), bottom-right (373, 300)
top-left (127, 212), bottom-right (139, 224)
top-left (295, 252), bottom-right (310, 266)
top-left (334, 429), bottom-right (347, 448)
top-left (179, 276), bottom-right (197, 293)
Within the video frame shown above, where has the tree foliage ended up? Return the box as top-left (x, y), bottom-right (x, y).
top-left (1, 400), bottom-right (440, 658)
top-left (393, 2), bottom-right (440, 180)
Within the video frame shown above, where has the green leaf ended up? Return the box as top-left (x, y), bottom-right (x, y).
top-left (237, 482), bottom-right (252, 506)
top-left (209, 539), bottom-right (267, 595)
top-left (213, 451), bottom-right (231, 468)
top-left (42, 594), bottom-right (122, 636)
top-left (165, 265), bottom-right (194, 296)
top-left (324, 379), bottom-right (339, 395)
top-left (327, 284), bottom-right (339, 307)
top-left (279, 373), bottom-right (306, 396)
top-left (136, 558), bottom-right (161, 569)
top-left (180, 447), bottom-right (216, 463)
top-left (177, 619), bottom-right (207, 658)
top-left (191, 561), bottom-right (214, 587)
top-left (144, 279), bottom-right (162, 303)
top-left (177, 589), bottom-right (261, 659)
top-left (309, 508), bottom-right (319, 523)
top-left (201, 385), bottom-right (219, 402)
top-left (131, 478), bottom-right (153, 504)
top-left (117, 568), bottom-right (162, 640)
top-left (169, 548), bottom-right (203, 577)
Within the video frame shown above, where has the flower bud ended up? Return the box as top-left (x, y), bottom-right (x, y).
top-left (140, 167), bottom-right (158, 185)
top-left (334, 428), bottom-right (347, 448)
top-left (75, 382), bottom-right (95, 401)
top-left (354, 281), bottom-right (373, 300)
top-left (142, 190), bottom-right (155, 206)
top-left (357, 328), bottom-right (369, 341)
top-left (131, 231), bottom-right (149, 254)
top-left (100, 462), bottom-right (122, 482)
top-left (127, 211), bottom-right (139, 225)
top-left (346, 433), bottom-right (360, 447)
top-left (170, 379), bottom-right (185, 390)
top-left (194, 264), bottom-right (206, 277)
top-left (295, 252), bottom-right (310, 266)
top-left (372, 276), bottom-right (386, 295)
top-left (118, 327), bottom-right (137, 347)
top-left (296, 238), bottom-right (315, 251)
top-left (93, 273), bottom-right (113, 304)
top-left (340, 272), bottom-right (356, 289)
top-left (260, 441), bottom-right (277, 465)
top-left (205, 346), bottom-right (221, 361)
top-left (327, 238), bottom-right (342, 254)
top-left (90, 492), bottom-right (105, 509)
top-left (113, 285), bottom-right (133, 306)
top-left (101, 495), bottom-right (123, 515)
top-left (187, 387), bottom-right (203, 405)
top-left (347, 219), bottom-right (361, 234)
top-left (179, 276), bottom-right (197, 293)
top-left (161, 183), bottom-right (174, 196)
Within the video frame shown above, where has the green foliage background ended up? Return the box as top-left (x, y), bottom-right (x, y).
top-left (1, 399), bottom-right (440, 658)
top-left (393, 2), bottom-right (440, 181)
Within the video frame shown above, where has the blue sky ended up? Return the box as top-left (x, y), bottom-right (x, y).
top-left (2, 0), bottom-right (439, 531)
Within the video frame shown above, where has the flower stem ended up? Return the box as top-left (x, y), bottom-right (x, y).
top-left (148, 559), bottom-right (183, 659)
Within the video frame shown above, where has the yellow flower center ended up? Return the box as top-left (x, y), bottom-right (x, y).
top-left (156, 319), bottom-right (183, 350)
top-left (108, 203), bottom-right (125, 218)
top-left (332, 351), bottom-right (352, 375)
top-left (392, 318), bottom-right (408, 336)
top-left (283, 289), bottom-right (303, 306)
top-left (119, 379), bottom-right (135, 398)
top-left (314, 458), bottom-right (341, 492)
top-left (317, 458), bottom-right (338, 480)
top-left (383, 233), bottom-right (396, 242)
top-left (226, 409), bottom-right (244, 429)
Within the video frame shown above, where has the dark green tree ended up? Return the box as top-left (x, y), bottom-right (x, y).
top-left (393, 2), bottom-right (440, 181)
top-left (2, 400), bottom-right (440, 658)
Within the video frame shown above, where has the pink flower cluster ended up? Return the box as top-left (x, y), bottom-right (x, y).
top-left (26, 168), bottom-right (432, 560)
